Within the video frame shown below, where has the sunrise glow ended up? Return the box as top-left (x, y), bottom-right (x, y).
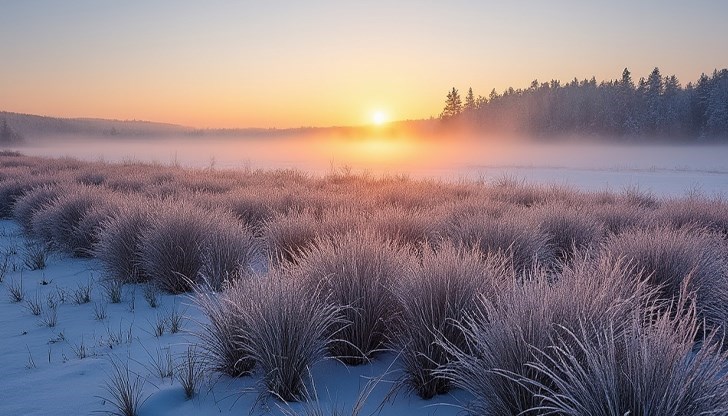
top-left (2, 3), bottom-right (728, 416)
top-left (372, 111), bottom-right (388, 125)
top-left (1, 2), bottom-right (726, 128)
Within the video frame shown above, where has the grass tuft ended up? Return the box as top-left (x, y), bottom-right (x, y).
top-left (236, 271), bottom-right (342, 402)
top-left (524, 299), bottom-right (728, 415)
top-left (445, 209), bottom-right (554, 273)
top-left (195, 281), bottom-right (255, 377)
top-left (139, 202), bottom-right (247, 293)
top-left (392, 244), bottom-right (510, 399)
top-left (97, 358), bottom-right (148, 416)
top-left (29, 186), bottom-right (107, 255)
top-left (176, 346), bottom-right (205, 400)
top-left (531, 203), bottom-right (604, 263)
top-left (437, 254), bottom-right (651, 414)
top-left (22, 240), bottom-right (49, 270)
top-left (603, 226), bottom-right (728, 333)
top-left (296, 230), bottom-right (412, 365)
top-left (95, 199), bottom-right (154, 284)
top-left (8, 275), bottom-right (25, 302)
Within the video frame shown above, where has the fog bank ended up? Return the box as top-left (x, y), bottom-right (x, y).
top-left (5, 133), bottom-right (728, 196)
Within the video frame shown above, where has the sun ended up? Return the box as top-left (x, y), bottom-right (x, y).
top-left (372, 111), bottom-right (387, 125)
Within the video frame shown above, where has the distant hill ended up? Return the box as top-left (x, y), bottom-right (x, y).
top-left (0, 111), bottom-right (439, 141)
top-left (0, 111), bottom-right (349, 140)
top-left (0, 111), bottom-right (196, 139)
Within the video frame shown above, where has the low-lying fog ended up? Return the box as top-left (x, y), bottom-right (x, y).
top-left (7, 134), bottom-right (728, 196)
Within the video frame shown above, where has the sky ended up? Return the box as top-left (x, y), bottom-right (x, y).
top-left (1, 1), bottom-right (727, 129)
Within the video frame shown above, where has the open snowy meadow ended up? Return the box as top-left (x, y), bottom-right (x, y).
top-left (0, 214), bottom-right (465, 415)
top-left (0, 150), bottom-right (727, 415)
top-left (3, 1), bottom-right (728, 414)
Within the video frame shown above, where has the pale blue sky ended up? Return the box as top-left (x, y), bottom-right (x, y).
top-left (1, 1), bottom-right (726, 127)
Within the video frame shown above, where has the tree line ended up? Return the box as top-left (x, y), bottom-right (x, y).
top-left (0, 118), bottom-right (23, 143)
top-left (441, 68), bottom-right (728, 139)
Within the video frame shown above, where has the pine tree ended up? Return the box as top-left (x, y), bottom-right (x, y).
top-left (0, 118), bottom-right (23, 143)
top-left (442, 67), bottom-right (727, 139)
top-left (662, 75), bottom-right (682, 134)
top-left (642, 68), bottom-right (664, 132)
top-left (440, 87), bottom-right (462, 119)
top-left (618, 68), bottom-right (637, 134)
top-left (620, 68), bottom-right (634, 89)
top-left (693, 73), bottom-right (711, 133)
top-left (464, 87), bottom-right (476, 112)
top-left (0, 119), bottom-right (11, 142)
top-left (647, 67), bottom-right (664, 95)
top-left (705, 69), bottom-right (728, 136)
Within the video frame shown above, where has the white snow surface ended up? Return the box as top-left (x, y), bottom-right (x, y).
top-left (3, 140), bottom-right (728, 414)
top-left (0, 220), bottom-right (466, 415)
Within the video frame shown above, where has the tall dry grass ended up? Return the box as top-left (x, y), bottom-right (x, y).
top-left (236, 271), bottom-right (342, 402)
top-left (295, 230), bottom-right (412, 365)
top-left (438, 255), bottom-right (652, 414)
top-left (95, 198), bottom-right (155, 284)
top-left (445, 209), bottom-right (554, 272)
top-left (1, 154), bottom-right (727, 411)
top-left (603, 226), bottom-right (728, 333)
top-left (524, 300), bottom-right (728, 415)
top-left (392, 244), bottom-right (510, 399)
top-left (138, 202), bottom-right (250, 293)
top-left (195, 281), bottom-right (255, 377)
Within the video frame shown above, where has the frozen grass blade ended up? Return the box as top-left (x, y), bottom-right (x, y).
top-left (96, 357), bottom-right (148, 416)
top-left (194, 280), bottom-right (255, 377)
top-left (296, 230), bottom-right (412, 365)
top-left (603, 226), bottom-right (728, 334)
top-left (522, 300), bottom-right (728, 415)
top-left (437, 254), bottom-right (652, 415)
top-left (392, 244), bottom-right (510, 399)
top-left (237, 270), bottom-right (342, 402)
top-left (176, 346), bottom-right (205, 400)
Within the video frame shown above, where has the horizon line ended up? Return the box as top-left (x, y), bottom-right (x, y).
top-left (0, 109), bottom-right (424, 131)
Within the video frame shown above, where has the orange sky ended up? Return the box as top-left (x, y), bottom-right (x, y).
top-left (1, 1), bottom-right (727, 128)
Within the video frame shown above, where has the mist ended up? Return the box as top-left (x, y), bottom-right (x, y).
top-left (6, 132), bottom-right (728, 196)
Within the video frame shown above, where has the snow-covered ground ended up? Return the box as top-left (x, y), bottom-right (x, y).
top-left (2, 140), bottom-right (727, 414)
top-left (0, 220), bottom-right (465, 415)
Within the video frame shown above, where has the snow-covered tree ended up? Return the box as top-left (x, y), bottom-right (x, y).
top-left (440, 88), bottom-right (462, 119)
top-left (436, 67), bottom-right (728, 139)
top-left (620, 68), bottom-right (634, 89)
top-left (464, 87), bottom-right (476, 112)
top-left (0, 119), bottom-right (22, 143)
top-left (705, 70), bottom-right (728, 136)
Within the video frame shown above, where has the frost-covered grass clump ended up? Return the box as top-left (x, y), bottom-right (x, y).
top-left (1, 153), bottom-right (727, 414)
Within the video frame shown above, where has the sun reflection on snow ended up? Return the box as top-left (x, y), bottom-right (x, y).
top-left (346, 137), bottom-right (414, 163)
